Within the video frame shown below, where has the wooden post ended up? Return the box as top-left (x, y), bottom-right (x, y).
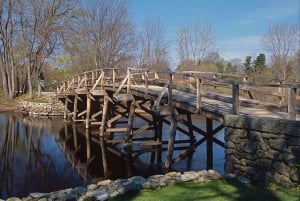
top-left (155, 72), bottom-right (159, 79)
top-left (101, 70), bottom-right (105, 90)
top-left (165, 108), bottom-right (177, 169)
top-left (145, 70), bottom-right (149, 96)
top-left (278, 81), bottom-right (283, 105)
top-left (85, 128), bottom-right (91, 160)
top-left (232, 82), bottom-right (240, 115)
top-left (288, 87), bottom-right (296, 120)
top-left (127, 68), bottom-right (131, 94)
top-left (100, 96), bottom-right (109, 136)
top-left (112, 68), bottom-right (116, 89)
top-left (126, 101), bottom-right (135, 145)
top-left (196, 78), bottom-right (202, 111)
top-left (206, 118), bottom-right (213, 170)
top-left (168, 73), bottom-right (173, 105)
top-left (64, 97), bottom-right (69, 120)
top-left (86, 94), bottom-right (91, 129)
top-left (72, 124), bottom-right (78, 148)
top-left (100, 136), bottom-right (109, 178)
top-left (73, 95), bottom-right (78, 121)
top-left (187, 113), bottom-right (195, 150)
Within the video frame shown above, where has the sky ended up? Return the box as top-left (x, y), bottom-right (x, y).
top-left (127, 0), bottom-right (300, 66)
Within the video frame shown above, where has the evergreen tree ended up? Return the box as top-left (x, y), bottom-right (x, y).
top-left (254, 53), bottom-right (266, 75)
top-left (243, 56), bottom-right (252, 74)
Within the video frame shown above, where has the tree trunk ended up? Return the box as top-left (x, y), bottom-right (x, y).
top-left (27, 63), bottom-right (33, 99)
top-left (0, 61), bottom-right (9, 101)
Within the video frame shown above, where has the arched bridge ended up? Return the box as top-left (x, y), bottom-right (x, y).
top-left (56, 68), bottom-right (300, 171)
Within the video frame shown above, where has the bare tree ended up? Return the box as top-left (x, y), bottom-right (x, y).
top-left (138, 18), bottom-right (169, 70)
top-left (65, 0), bottom-right (135, 71)
top-left (262, 24), bottom-right (299, 80)
top-left (0, 0), bottom-right (16, 101)
top-left (16, 0), bottom-right (73, 97)
top-left (176, 22), bottom-right (216, 71)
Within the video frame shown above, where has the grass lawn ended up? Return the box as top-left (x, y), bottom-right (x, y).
top-left (110, 180), bottom-right (300, 201)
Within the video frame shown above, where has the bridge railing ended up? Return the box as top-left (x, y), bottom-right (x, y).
top-left (128, 69), bottom-right (299, 120)
top-left (57, 68), bottom-right (299, 120)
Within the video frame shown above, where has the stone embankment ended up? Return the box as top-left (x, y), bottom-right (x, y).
top-left (17, 100), bottom-right (64, 116)
top-left (224, 115), bottom-right (300, 187)
top-left (4, 170), bottom-right (224, 201)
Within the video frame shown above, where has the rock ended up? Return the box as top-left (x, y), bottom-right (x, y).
top-left (29, 192), bottom-right (48, 198)
top-left (85, 190), bottom-right (106, 198)
top-left (94, 192), bottom-right (109, 201)
top-left (181, 171), bottom-right (199, 182)
top-left (6, 198), bottom-right (22, 201)
top-left (87, 184), bottom-right (98, 191)
top-left (224, 173), bottom-right (237, 180)
top-left (74, 187), bottom-right (86, 195)
top-left (237, 176), bottom-right (251, 184)
top-left (97, 179), bottom-right (112, 186)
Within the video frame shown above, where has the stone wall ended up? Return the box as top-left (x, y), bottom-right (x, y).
top-left (223, 115), bottom-right (300, 187)
top-left (17, 100), bottom-right (65, 116)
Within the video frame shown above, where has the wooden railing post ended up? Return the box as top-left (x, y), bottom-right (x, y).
top-left (144, 70), bottom-right (149, 96)
top-left (232, 81), bottom-right (240, 115)
top-left (101, 69), bottom-right (105, 90)
top-left (112, 68), bottom-right (116, 89)
top-left (288, 86), bottom-right (296, 120)
top-left (127, 68), bottom-right (131, 94)
top-left (196, 78), bottom-right (202, 111)
top-left (168, 73), bottom-right (173, 105)
top-left (155, 71), bottom-right (159, 80)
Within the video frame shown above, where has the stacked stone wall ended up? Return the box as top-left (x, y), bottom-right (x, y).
top-left (17, 100), bottom-right (64, 116)
top-left (224, 115), bottom-right (300, 187)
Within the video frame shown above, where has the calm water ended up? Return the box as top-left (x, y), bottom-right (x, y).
top-left (0, 113), bottom-right (224, 199)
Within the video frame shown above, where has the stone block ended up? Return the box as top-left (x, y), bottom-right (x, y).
top-left (256, 159), bottom-right (272, 169)
top-left (269, 139), bottom-right (287, 151)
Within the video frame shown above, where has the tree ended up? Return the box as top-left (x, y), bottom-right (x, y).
top-left (65, 0), bottom-right (135, 71)
top-left (253, 53), bottom-right (266, 75)
top-left (138, 18), bottom-right (169, 71)
top-left (262, 24), bottom-right (299, 80)
top-left (0, 0), bottom-right (16, 101)
top-left (17, 0), bottom-right (74, 97)
top-left (243, 56), bottom-right (252, 75)
top-left (176, 21), bottom-right (216, 70)
top-left (224, 62), bottom-right (237, 73)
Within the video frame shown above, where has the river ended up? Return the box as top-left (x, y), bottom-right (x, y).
top-left (0, 112), bottom-right (224, 199)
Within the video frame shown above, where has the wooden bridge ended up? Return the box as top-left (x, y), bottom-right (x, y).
top-left (56, 68), bottom-right (300, 174)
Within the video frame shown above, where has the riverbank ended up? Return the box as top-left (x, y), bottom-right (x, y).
top-left (0, 102), bottom-right (17, 112)
top-left (0, 93), bottom-right (64, 116)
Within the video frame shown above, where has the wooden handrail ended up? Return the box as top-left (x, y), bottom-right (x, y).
top-left (56, 68), bottom-right (299, 120)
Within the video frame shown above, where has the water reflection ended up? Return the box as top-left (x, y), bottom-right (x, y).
top-left (58, 115), bottom-right (225, 181)
top-left (0, 113), bottom-right (83, 199)
top-left (0, 113), bottom-right (224, 199)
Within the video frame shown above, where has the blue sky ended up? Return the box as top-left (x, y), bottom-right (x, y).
top-left (127, 0), bottom-right (299, 65)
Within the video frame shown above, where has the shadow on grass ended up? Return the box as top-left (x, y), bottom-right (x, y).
top-left (110, 180), bottom-right (300, 201)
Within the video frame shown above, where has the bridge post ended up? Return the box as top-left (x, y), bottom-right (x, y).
top-left (73, 95), bottom-right (78, 121)
top-left (232, 82), bottom-right (240, 115)
top-left (112, 69), bottom-right (116, 89)
top-left (127, 68), bottom-right (131, 94)
top-left (144, 70), bottom-right (149, 96)
top-left (168, 73), bottom-right (173, 105)
top-left (196, 78), bottom-right (202, 112)
top-left (86, 94), bottom-right (91, 129)
top-left (206, 118), bottom-right (213, 170)
top-left (288, 86), bottom-right (296, 120)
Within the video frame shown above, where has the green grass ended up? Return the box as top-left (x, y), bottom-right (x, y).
top-left (110, 180), bottom-right (300, 201)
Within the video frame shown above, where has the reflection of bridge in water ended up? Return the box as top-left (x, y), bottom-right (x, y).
top-left (56, 68), bottom-right (300, 181)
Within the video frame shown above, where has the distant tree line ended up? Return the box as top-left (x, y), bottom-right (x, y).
top-left (0, 0), bottom-right (299, 101)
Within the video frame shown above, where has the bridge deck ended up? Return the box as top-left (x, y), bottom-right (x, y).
top-left (131, 85), bottom-right (300, 121)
